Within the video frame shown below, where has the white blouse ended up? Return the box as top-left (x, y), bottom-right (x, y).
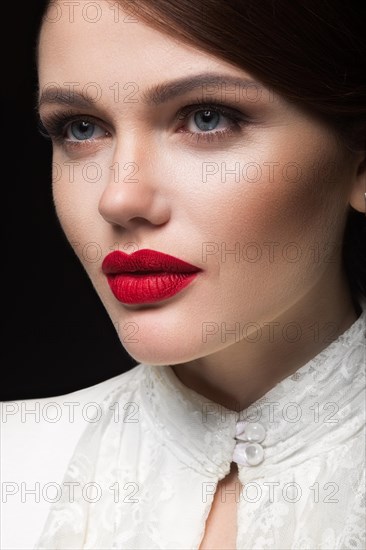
top-left (35, 300), bottom-right (366, 549)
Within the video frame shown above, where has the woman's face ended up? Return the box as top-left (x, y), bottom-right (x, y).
top-left (38, 2), bottom-right (360, 366)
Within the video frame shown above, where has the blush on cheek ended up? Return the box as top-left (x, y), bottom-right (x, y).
top-left (230, 155), bottom-right (347, 287)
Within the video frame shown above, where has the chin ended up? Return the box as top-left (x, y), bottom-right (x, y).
top-left (119, 336), bottom-right (208, 367)
top-left (120, 341), bottom-right (184, 366)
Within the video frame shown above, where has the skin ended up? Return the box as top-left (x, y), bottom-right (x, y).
top-left (38, 2), bottom-right (366, 415)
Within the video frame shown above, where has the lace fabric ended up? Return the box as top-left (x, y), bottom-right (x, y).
top-left (35, 299), bottom-right (366, 549)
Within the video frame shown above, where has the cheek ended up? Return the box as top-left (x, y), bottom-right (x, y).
top-left (200, 143), bottom-right (346, 261)
top-left (51, 153), bottom-right (108, 260)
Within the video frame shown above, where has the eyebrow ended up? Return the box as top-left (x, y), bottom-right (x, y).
top-left (38, 73), bottom-right (267, 110)
top-left (141, 74), bottom-right (266, 105)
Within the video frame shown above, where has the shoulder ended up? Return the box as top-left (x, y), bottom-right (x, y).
top-left (1, 363), bottom-right (146, 455)
top-left (1, 363), bottom-right (146, 549)
top-left (47, 361), bottom-right (146, 406)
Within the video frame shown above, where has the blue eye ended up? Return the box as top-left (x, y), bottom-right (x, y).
top-left (67, 120), bottom-right (105, 141)
top-left (69, 121), bottom-right (94, 140)
top-left (178, 103), bottom-right (245, 138)
top-left (37, 111), bottom-right (111, 146)
top-left (193, 110), bottom-right (220, 131)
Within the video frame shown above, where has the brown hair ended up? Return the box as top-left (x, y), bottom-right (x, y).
top-left (40, 0), bottom-right (366, 305)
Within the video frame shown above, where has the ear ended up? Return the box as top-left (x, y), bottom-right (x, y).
top-left (349, 148), bottom-right (366, 214)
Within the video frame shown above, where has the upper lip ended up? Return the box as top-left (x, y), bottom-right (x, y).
top-left (102, 249), bottom-right (202, 274)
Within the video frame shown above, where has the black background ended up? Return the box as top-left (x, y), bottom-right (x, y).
top-left (2, 2), bottom-right (136, 400)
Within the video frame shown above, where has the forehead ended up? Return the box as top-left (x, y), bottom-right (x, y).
top-left (38, 2), bottom-right (237, 87)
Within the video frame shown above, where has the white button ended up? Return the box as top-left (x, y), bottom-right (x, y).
top-left (245, 442), bottom-right (264, 465)
top-left (246, 422), bottom-right (266, 443)
top-left (233, 442), bottom-right (264, 466)
top-left (235, 421), bottom-right (266, 443)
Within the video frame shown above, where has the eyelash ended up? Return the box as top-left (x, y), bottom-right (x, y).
top-left (176, 99), bottom-right (248, 142)
top-left (38, 98), bottom-right (249, 147)
top-left (38, 112), bottom-right (105, 147)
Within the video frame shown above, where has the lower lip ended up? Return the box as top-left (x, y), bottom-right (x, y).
top-left (105, 272), bottom-right (200, 304)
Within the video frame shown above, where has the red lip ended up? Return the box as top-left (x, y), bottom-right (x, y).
top-left (102, 249), bottom-right (202, 304)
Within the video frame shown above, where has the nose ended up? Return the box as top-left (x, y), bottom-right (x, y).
top-left (98, 140), bottom-right (170, 230)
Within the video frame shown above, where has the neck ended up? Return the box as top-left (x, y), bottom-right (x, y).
top-left (171, 267), bottom-right (359, 412)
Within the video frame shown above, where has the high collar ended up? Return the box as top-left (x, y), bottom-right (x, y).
top-left (141, 299), bottom-right (366, 481)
